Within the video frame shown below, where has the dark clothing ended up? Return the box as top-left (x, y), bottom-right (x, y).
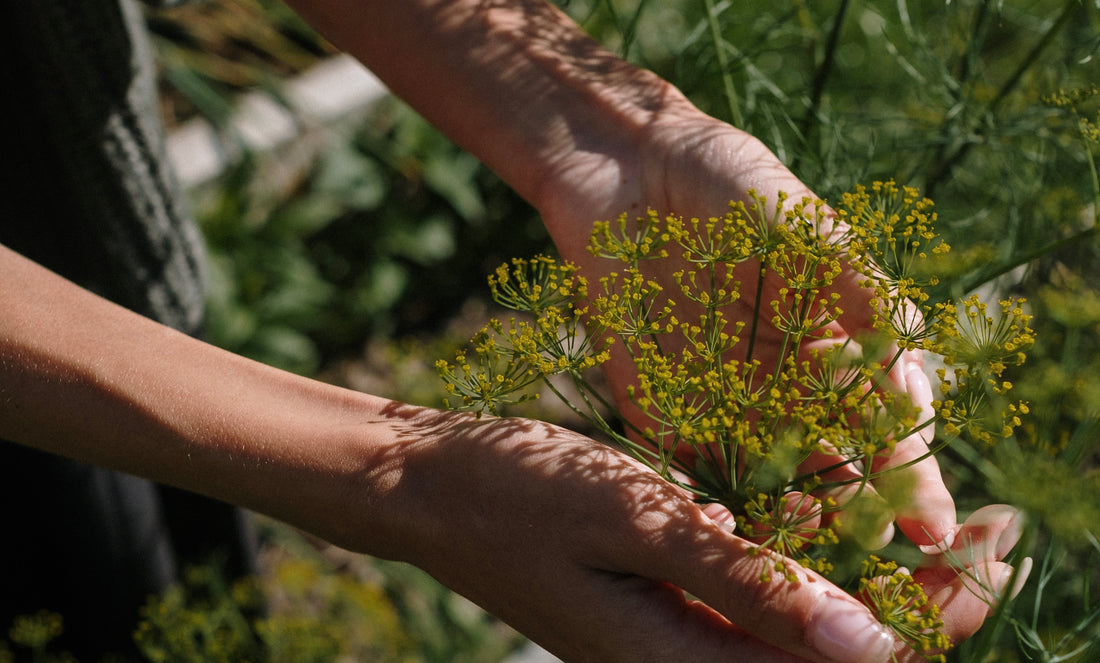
top-left (0, 0), bottom-right (255, 657)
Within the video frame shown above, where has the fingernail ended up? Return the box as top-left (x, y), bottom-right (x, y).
top-left (905, 366), bottom-right (934, 445)
top-left (962, 505), bottom-right (1026, 560)
top-left (992, 510), bottom-right (1026, 560)
top-left (1012, 557), bottom-right (1033, 599)
top-left (994, 557), bottom-right (1033, 601)
top-left (807, 593), bottom-right (895, 663)
top-left (905, 365), bottom-right (932, 405)
top-left (917, 525), bottom-right (958, 555)
top-left (868, 522), bottom-right (896, 551)
top-left (703, 504), bottom-right (737, 533)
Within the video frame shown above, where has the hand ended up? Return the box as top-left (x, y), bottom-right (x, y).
top-left (351, 405), bottom-right (1024, 663)
top-left (890, 504), bottom-right (1030, 663)
top-left (275, 0), bottom-right (1013, 654)
top-left (534, 107), bottom-right (955, 550)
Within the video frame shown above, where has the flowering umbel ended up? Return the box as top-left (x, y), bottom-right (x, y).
top-left (860, 556), bottom-right (950, 662)
top-left (437, 182), bottom-right (1034, 656)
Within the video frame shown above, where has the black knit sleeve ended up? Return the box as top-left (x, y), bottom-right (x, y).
top-left (0, 0), bottom-right (207, 335)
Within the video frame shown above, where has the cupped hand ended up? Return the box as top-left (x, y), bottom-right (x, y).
top-left (533, 105), bottom-right (955, 550)
top-left (355, 405), bottom-right (1022, 663)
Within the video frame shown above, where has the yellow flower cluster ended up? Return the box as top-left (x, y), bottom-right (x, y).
top-left (437, 257), bottom-right (610, 415)
top-left (859, 557), bottom-right (951, 662)
top-left (1045, 85), bottom-right (1100, 144)
top-left (438, 182), bottom-right (1035, 656)
top-left (739, 491), bottom-right (839, 581)
top-left (933, 296), bottom-right (1034, 443)
top-left (842, 181), bottom-right (949, 350)
top-left (441, 179), bottom-right (1033, 497)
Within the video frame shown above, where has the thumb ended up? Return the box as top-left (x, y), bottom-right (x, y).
top-left (640, 518), bottom-right (896, 663)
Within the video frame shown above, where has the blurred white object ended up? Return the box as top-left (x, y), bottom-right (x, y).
top-left (166, 54), bottom-right (388, 188)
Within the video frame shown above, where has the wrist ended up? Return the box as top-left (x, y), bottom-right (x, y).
top-left (284, 0), bottom-right (699, 207)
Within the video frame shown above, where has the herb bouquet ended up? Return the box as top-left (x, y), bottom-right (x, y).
top-left (437, 181), bottom-right (1034, 659)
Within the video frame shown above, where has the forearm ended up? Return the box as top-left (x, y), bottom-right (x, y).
top-left (0, 244), bottom-right (409, 554)
top-left (284, 0), bottom-right (695, 211)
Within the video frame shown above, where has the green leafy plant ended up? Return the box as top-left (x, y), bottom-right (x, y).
top-left (133, 556), bottom-right (414, 663)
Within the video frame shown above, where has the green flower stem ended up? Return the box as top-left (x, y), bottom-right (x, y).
top-left (701, 0), bottom-right (743, 128)
top-left (793, 0), bottom-right (851, 174)
top-left (554, 370), bottom-right (700, 482)
top-left (864, 437), bottom-right (955, 484)
top-left (957, 222), bottom-right (1097, 297)
top-left (845, 346), bottom-right (906, 418)
top-left (744, 259), bottom-right (768, 363)
top-left (1088, 146), bottom-right (1099, 225)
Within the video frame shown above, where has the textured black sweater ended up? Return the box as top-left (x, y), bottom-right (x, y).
top-left (0, 0), bottom-right (205, 334)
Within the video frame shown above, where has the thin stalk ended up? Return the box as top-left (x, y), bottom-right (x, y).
top-left (793, 0), bottom-right (850, 172)
top-left (955, 0), bottom-right (993, 95)
top-left (920, 0), bottom-right (993, 196)
top-left (744, 260), bottom-right (768, 362)
top-left (618, 0), bottom-right (654, 61)
top-left (702, 0), bottom-right (744, 127)
top-left (926, 0), bottom-right (1079, 195)
top-left (841, 346), bottom-right (906, 419)
top-left (957, 223), bottom-right (1098, 295)
top-left (1087, 143), bottom-right (1100, 225)
top-left (557, 369), bottom-right (700, 480)
top-left (543, 375), bottom-right (619, 438)
top-left (798, 436), bottom-right (953, 491)
top-left (702, 263), bottom-right (742, 492)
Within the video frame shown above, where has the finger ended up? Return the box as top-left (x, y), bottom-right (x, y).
top-left (529, 570), bottom-right (811, 663)
top-left (918, 504), bottom-right (1025, 566)
top-left (871, 362), bottom-right (956, 549)
top-left (734, 491), bottom-right (826, 550)
top-left (889, 560), bottom-right (1023, 663)
top-left (799, 446), bottom-right (895, 551)
top-left (888, 504), bottom-right (1030, 662)
top-left (628, 514), bottom-right (896, 663)
top-left (826, 483), bottom-right (895, 551)
top-left (827, 250), bottom-right (955, 550)
top-left (702, 501), bottom-right (738, 531)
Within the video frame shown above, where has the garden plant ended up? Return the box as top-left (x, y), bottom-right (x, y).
top-left (437, 180), bottom-right (1036, 661)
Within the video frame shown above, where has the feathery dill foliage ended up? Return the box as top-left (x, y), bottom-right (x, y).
top-left (437, 181), bottom-right (1034, 655)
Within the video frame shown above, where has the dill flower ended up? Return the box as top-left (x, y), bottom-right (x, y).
top-left (841, 180), bottom-right (948, 350)
top-left (435, 340), bottom-right (539, 416)
top-left (1045, 85), bottom-right (1100, 144)
top-left (859, 557), bottom-right (951, 662)
top-left (739, 491), bottom-right (838, 581)
top-left (930, 296), bottom-right (1033, 444)
top-left (933, 295), bottom-right (1034, 377)
top-left (489, 255), bottom-right (587, 313)
top-left (7, 611), bottom-right (64, 651)
top-left (588, 209), bottom-right (671, 262)
top-left (438, 181), bottom-right (1034, 660)
top-left (441, 181), bottom-right (1031, 500)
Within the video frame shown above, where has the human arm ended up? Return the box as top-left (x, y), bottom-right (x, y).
top-left (0, 242), bottom-right (1021, 662)
top-left (281, 0), bottom-right (954, 548)
top-left (0, 237), bottom-right (1025, 663)
top-left (0, 242), bottom-right (889, 662)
